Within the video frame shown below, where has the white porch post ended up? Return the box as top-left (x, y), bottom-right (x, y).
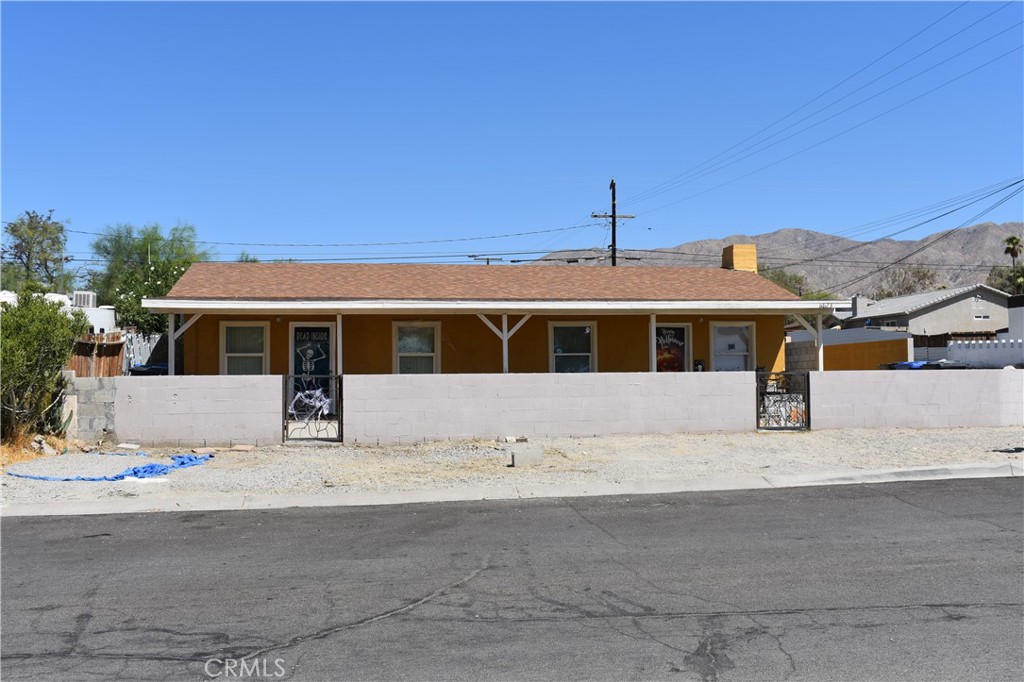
top-left (167, 314), bottom-right (176, 376)
top-left (477, 313), bottom-right (532, 374)
top-left (342, 311), bottom-right (350, 374)
top-left (816, 313), bottom-right (824, 372)
top-left (649, 313), bottom-right (657, 372)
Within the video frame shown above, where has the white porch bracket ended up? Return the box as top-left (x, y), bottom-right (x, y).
top-left (792, 313), bottom-right (825, 372)
top-left (167, 313), bottom-right (203, 377)
top-left (172, 313), bottom-right (203, 341)
top-left (477, 313), bottom-right (532, 373)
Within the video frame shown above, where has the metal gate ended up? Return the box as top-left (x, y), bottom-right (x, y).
top-left (756, 371), bottom-right (810, 430)
top-left (283, 374), bottom-right (342, 441)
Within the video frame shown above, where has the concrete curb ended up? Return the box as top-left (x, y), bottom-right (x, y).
top-left (1, 462), bottom-right (1020, 517)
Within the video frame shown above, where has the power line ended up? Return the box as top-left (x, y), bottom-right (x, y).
top-left (62, 221), bottom-right (603, 249)
top-left (759, 178), bottom-right (1023, 272)
top-left (758, 176), bottom-right (1023, 258)
top-left (636, 44), bottom-right (1023, 217)
top-left (828, 185), bottom-right (1024, 291)
top-left (627, 17), bottom-right (1022, 207)
top-left (621, 1), bottom-right (982, 206)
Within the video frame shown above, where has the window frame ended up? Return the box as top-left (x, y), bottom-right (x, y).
top-left (548, 321), bottom-right (598, 373)
top-left (219, 321), bottom-right (271, 375)
top-left (708, 321), bottom-right (756, 372)
top-left (392, 321), bottom-right (441, 374)
top-left (652, 322), bottom-right (693, 373)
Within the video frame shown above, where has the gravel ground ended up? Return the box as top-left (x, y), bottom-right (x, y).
top-left (2, 427), bottom-right (1021, 507)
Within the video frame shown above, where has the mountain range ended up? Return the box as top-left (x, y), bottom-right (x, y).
top-left (540, 221), bottom-right (1023, 297)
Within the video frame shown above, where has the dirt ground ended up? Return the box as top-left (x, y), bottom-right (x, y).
top-left (2, 426), bottom-right (1021, 508)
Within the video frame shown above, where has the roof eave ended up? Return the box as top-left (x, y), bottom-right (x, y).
top-left (143, 297), bottom-right (848, 316)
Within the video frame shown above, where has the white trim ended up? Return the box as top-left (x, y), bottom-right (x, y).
top-left (287, 321), bottom-right (336, 376)
top-left (144, 298), bottom-right (847, 315)
top-left (168, 315), bottom-right (176, 376)
top-left (392, 321), bottom-right (441, 374)
top-left (172, 313), bottom-right (203, 341)
top-left (336, 313), bottom-right (344, 376)
top-left (548, 321), bottom-right (598, 373)
top-left (477, 313), bottom-right (532, 373)
top-left (653, 322), bottom-right (693, 373)
top-left (709, 321), bottom-right (756, 372)
top-left (219, 321), bottom-right (271, 375)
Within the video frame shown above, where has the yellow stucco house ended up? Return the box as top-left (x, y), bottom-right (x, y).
top-left (143, 245), bottom-right (843, 378)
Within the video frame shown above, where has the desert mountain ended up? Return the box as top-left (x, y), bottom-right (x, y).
top-left (539, 221), bottom-right (1023, 297)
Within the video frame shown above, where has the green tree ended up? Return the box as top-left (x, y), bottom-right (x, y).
top-left (986, 265), bottom-right (1024, 294)
top-left (237, 251), bottom-right (260, 262)
top-left (1, 210), bottom-right (75, 293)
top-left (1, 290), bottom-right (89, 441)
top-left (87, 223), bottom-right (211, 334)
top-left (1004, 235), bottom-right (1022, 294)
top-left (872, 265), bottom-right (940, 299)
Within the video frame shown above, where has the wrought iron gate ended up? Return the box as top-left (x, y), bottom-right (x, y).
top-left (756, 371), bottom-right (810, 430)
top-left (283, 374), bottom-right (342, 441)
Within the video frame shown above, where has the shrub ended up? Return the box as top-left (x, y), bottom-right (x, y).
top-left (1, 290), bottom-right (89, 441)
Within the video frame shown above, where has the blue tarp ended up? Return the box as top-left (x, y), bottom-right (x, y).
top-left (6, 454), bottom-right (213, 482)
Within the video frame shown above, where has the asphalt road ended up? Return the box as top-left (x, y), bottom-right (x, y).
top-left (2, 479), bottom-right (1021, 682)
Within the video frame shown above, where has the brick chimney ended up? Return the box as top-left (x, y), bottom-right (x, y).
top-left (722, 244), bottom-right (757, 273)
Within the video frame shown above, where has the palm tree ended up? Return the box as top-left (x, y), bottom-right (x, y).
top-left (1006, 235), bottom-right (1023, 294)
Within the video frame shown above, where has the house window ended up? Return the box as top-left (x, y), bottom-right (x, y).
top-left (883, 320), bottom-right (899, 328)
top-left (710, 322), bottom-right (754, 371)
top-left (220, 322), bottom-right (270, 375)
top-left (550, 322), bottom-right (596, 372)
top-left (655, 324), bottom-right (691, 372)
top-left (974, 314), bottom-right (990, 320)
top-left (394, 322), bottom-right (440, 374)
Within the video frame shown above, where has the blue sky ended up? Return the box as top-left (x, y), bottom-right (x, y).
top-left (2, 1), bottom-right (1022, 269)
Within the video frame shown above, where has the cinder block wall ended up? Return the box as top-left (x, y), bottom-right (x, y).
top-left (69, 377), bottom-right (118, 442)
top-left (809, 370), bottom-right (1024, 429)
top-left (947, 340), bottom-right (1024, 369)
top-left (112, 375), bottom-right (283, 446)
top-left (71, 375), bottom-right (283, 446)
top-left (342, 372), bottom-right (756, 443)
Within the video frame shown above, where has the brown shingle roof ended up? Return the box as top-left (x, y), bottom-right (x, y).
top-left (162, 262), bottom-right (799, 302)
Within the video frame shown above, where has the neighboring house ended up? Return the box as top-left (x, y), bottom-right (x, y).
top-left (787, 328), bottom-right (913, 371)
top-left (842, 285), bottom-right (1010, 335)
top-left (0, 289), bottom-right (117, 332)
top-left (141, 245), bottom-right (845, 377)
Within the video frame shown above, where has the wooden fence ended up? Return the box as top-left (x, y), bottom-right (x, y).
top-left (67, 332), bottom-right (125, 378)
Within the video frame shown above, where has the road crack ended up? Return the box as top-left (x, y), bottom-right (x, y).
top-left (235, 553), bottom-right (493, 661)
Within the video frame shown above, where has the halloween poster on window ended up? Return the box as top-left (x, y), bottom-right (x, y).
top-left (655, 327), bottom-right (686, 372)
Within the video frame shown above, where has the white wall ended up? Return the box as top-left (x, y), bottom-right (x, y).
top-left (947, 339), bottom-right (1024, 369)
top-left (342, 372), bottom-right (756, 443)
top-left (809, 370), bottom-right (1023, 429)
top-left (112, 375), bottom-right (282, 446)
top-left (74, 370), bottom-right (1024, 447)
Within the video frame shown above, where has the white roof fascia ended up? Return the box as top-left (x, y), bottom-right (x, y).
top-left (143, 298), bottom-right (848, 315)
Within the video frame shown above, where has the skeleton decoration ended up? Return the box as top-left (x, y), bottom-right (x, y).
top-left (287, 335), bottom-right (335, 439)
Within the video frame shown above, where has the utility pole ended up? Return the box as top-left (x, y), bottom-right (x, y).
top-left (591, 178), bottom-right (634, 266)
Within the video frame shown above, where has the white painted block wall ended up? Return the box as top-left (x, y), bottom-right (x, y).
top-left (947, 339), bottom-right (1024, 369)
top-left (113, 375), bottom-right (282, 446)
top-left (342, 372), bottom-right (756, 443)
top-left (809, 370), bottom-right (1023, 429)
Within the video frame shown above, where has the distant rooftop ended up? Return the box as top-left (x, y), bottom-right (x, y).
top-left (847, 284), bottom-right (1009, 320)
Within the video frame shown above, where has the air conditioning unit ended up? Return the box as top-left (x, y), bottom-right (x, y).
top-left (72, 290), bottom-right (97, 308)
